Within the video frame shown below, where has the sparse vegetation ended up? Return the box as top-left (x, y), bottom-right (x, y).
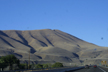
top-left (51, 62), bottom-right (63, 68)
top-left (35, 64), bottom-right (43, 69)
top-left (0, 54), bottom-right (64, 71)
top-left (43, 64), bottom-right (49, 68)
top-left (19, 64), bottom-right (28, 69)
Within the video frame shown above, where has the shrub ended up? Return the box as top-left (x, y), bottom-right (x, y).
top-left (43, 64), bottom-right (48, 68)
top-left (47, 63), bottom-right (52, 68)
top-left (51, 62), bottom-right (63, 68)
top-left (19, 64), bottom-right (28, 69)
top-left (35, 64), bottom-right (43, 69)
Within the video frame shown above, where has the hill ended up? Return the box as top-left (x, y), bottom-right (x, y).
top-left (0, 29), bottom-right (108, 65)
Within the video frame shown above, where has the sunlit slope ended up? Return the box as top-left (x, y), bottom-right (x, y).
top-left (0, 29), bottom-right (108, 63)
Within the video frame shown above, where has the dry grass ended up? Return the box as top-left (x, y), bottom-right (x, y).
top-left (0, 29), bottom-right (108, 64)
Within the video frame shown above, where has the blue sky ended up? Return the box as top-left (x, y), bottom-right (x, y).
top-left (0, 0), bottom-right (108, 47)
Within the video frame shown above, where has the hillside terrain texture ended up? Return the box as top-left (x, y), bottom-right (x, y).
top-left (0, 29), bottom-right (108, 66)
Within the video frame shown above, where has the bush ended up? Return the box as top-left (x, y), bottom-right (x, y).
top-left (30, 64), bottom-right (36, 69)
top-left (19, 64), bottom-right (28, 69)
top-left (51, 62), bottom-right (63, 68)
top-left (35, 64), bottom-right (43, 69)
top-left (43, 64), bottom-right (48, 68)
top-left (47, 63), bottom-right (52, 68)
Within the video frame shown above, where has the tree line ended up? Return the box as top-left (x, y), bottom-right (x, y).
top-left (0, 54), bottom-right (63, 71)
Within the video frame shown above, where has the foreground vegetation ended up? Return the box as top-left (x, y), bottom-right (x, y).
top-left (0, 54), bottom-right (20, 70)
top-left (0, 54), bottom-right (63, 71)
top-left (20, 62), bottom-right (63, 69)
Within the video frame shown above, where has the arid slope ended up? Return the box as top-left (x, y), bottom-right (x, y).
top-left (0, 29), bottom-right (108, 64)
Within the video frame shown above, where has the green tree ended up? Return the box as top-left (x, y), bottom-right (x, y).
top-left (19, 64), bottom-right (28, 69)
top-left (47, 63), bottom-right (52, 68)
top-left (51, 62), bottom-right (63, 68)
top-left (0, 59), bottom-right (7, 69)
top-left (43, 64), bottom-right (48, 68)
top-left (0, 54), bottom-right (20, 70)
top-left (35, 64), bottom-right (43, 69)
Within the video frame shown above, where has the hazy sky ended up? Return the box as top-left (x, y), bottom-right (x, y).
top-left (0, 0), bottom-right (108, 47)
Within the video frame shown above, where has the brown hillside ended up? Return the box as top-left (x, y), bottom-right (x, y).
top-left (0, 29), bottom-right (108, 65)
